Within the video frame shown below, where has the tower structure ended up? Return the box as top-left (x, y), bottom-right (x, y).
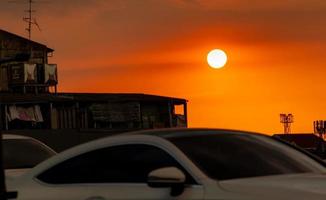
top-left (280, 113), bottom-right (294, 134)
top-left (22, 0), bottom-right (41, 41)
top-left (314, 120), bottom-right (326, 140)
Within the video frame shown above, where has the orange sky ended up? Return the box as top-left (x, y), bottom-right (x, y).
top-left (2, 0), bottom-right (326, 134)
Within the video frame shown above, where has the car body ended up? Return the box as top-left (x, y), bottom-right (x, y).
top-left (6, 128), bottom-right (326, 200)
top-left (3, 134), bottom-right (56, 178)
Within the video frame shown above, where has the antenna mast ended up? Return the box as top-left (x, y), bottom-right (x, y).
top-left (23, 0), bottom-right (41, 41)
top-left (23, 0), bottom-right (33, 40)
top-left (280, 113), bottom-right (294, 134)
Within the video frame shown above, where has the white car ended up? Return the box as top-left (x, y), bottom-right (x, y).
top-left (6, 128), bottom-right (326, 200)
top-left (3, 134), bottom-right (56, 177)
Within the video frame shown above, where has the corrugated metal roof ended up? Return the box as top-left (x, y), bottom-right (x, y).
top-left (0, 93), bottom-right (187, 104)
top-left (0, 93), bottom-right (71, 104)
top-left (57, 93), bottom-right (187, 104)
top-left (0, 29), bottom-right (54, 52)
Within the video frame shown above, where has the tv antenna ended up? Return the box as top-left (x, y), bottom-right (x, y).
top-left (9, 0), bottom-right (44, 41)
top-left (23, 0), bottom-right (42, 41)
top-left (280, 113), bottom-right (294, 134)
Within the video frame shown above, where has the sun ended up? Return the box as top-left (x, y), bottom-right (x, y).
top-left (207, 49), bottom-right (228, 69)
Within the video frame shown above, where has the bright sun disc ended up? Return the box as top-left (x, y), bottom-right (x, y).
top-left (207, 49), bottom-right (227, 69)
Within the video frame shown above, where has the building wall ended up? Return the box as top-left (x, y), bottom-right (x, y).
top-left (0, 67), bottom-right (8, 91)
top-left (0, 99), bottom-right (187, 131)
top-left (0, 30), bottom-right (52, 92)
top-left (0, 31), bottom-right (48, 63)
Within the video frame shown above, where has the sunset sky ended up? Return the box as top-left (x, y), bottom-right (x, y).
top-left (1, 0), bottom-right (326, 134)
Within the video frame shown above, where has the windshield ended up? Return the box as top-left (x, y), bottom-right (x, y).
top-left (3, 139), bottom-right (56, 169)
top-left (169, 132), bottom-right (326, 181)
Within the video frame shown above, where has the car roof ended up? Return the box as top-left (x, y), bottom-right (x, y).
top-left (60, 128), bottom-right (264, 154)
top-left (121, 128), bottom-right (265, 139)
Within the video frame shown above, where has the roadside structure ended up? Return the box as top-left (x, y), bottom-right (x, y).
top-left (274, 133), bottom-right (326, 159)
top-left (0, 29), bottom-right (188, 132)
top-left (0, 29), bottom-right (57, 94)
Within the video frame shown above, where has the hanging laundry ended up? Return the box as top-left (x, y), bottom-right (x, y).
top-left (16, 106), bottom-right (36, 121)
top-left (24, 63), bottom-right (37, 82)
top-left (7, 105), bottom-right (44, 122)
top-left (34, 105), bottom-right (44, 122)
top-left (44, 64), bottom-right (57, 84)
top-left (8, 105), bottom-right (19, 121)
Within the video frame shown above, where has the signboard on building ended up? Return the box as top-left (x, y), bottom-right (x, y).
top-left (90, 102), bottom-right (141, 122)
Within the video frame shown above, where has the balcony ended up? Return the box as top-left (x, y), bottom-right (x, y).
top-left (7, 63), bottom-right (58, 94)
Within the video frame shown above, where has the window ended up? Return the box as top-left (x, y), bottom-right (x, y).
top-left (37, 144), bottom-right (196, 184)
top-left (3, 139), bottom-right (55, 169)
top-left (169, 132), bottom-right (325, 181)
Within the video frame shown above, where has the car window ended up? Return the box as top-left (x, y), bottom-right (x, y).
top-left (37, 144), bottom-right (197, 184)
top-left (169, 133), bottom-right (326, 181)
top-left (3, 139), bottom-right (56, 169)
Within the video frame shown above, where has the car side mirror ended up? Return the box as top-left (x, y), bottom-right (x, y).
top-left (147, 167), bottom-right (186, 197)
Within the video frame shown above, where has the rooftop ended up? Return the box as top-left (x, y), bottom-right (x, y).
top-left (273, 133), bottom-right (326, 149)
top-left (0, 92), bottom-right (187, 104)
top-left (0, 29), bottom-right (54, 52)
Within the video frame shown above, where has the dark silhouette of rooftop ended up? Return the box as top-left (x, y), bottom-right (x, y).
top-left (274, 133), bottom-right (325, 149)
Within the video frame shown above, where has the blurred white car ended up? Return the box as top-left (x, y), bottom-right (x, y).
top-left (6, 129), bottom-right (326, 200)
top-left (3, 134), bottom-right (56, 177)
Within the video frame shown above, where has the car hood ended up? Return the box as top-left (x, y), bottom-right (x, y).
top-left (219, 173), bottom-right (326, 200)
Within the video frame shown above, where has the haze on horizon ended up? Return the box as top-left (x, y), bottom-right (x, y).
top-left (1, 0), bottom-right (326, 134)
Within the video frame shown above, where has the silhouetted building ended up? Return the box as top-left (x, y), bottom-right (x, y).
top-left (274, 133), bottom-right (326, 158)
top-left (0, 29), bottom-right (58, 93)
top-left (0, 29), bottom-right (188, 132)
top-left (0, 92), bottom-right (187, 130)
